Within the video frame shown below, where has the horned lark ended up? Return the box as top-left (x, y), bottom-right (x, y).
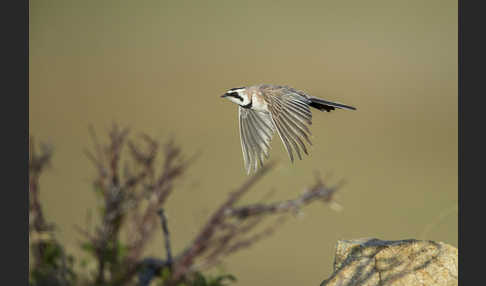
top-left (221, 84), bottom-right (356, 174)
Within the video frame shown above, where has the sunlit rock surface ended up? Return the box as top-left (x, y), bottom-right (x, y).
top-left (320, 238), bottom-right (458, 286)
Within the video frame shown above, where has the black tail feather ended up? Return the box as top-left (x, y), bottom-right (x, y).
top-left (308, 97), bottom-right (356, 112)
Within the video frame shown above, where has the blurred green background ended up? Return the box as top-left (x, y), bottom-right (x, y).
top-left (30, 0), bottom-right (457, 285)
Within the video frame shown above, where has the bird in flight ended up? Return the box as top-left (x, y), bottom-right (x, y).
top-left (221, 84), bottom-right (356, 175)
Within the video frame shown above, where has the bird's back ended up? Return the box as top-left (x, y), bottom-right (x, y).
top-left (253, 84), bottom-right (311, 102)
top-left (256, 84), bottom-right (356, 112)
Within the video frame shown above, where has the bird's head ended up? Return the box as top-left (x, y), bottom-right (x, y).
top-left (221, 87), bottom-right (251, 106)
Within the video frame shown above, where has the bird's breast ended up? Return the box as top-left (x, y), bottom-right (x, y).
top-left (250, 93), bottom-right (268, 111)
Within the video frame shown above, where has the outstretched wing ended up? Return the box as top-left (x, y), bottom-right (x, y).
top-left (263, 90), bottom-right (314, 163)
top-left (239, 107), bottom-right (275, 174)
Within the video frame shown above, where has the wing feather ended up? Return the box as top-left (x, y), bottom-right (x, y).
top-left (279, 111), bottom-right (309, 155)
top-left (281, 109), bottom-right (312, 145)
top-left (247, 112), bottom-right (271, 155)
top-left (272, 118), bottom-right (295, 162)
top-left (265, 91), bottom-right (314, 163)
top-left (241, 112), bottom-right (260, 171)
top-left (238, 108), bottom-right (252, 173)
top-left (277, 116), bottom-right (303, 160)
top-left (239, 107), bottom-right (275, 174)
top-left (244, 114), bottom-right (264, 167)
top-left (284, 103), bottom-right (313, 125)
top-left (248, 111), bottom-right (273, 143)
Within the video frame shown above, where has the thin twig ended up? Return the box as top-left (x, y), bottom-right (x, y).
top-left (158, 208), bottom-right (173, 268)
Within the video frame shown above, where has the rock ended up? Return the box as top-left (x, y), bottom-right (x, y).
top-left (320, 238), bottom-right (458, 286)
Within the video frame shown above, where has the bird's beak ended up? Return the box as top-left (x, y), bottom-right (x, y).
top-left (221, 93), bottom-right (228, 98)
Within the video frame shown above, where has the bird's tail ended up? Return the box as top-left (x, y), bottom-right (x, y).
top-left (308, 96), bottom-right (356, 112)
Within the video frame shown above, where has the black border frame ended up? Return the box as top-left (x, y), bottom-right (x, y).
top-left (5, 0), bottom-right (29, 284)
top-left (459, 0), bottom-right (485, 283)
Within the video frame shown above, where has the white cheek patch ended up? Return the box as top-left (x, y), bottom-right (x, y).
top-left (230, 97), bottom-right (241, 104)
